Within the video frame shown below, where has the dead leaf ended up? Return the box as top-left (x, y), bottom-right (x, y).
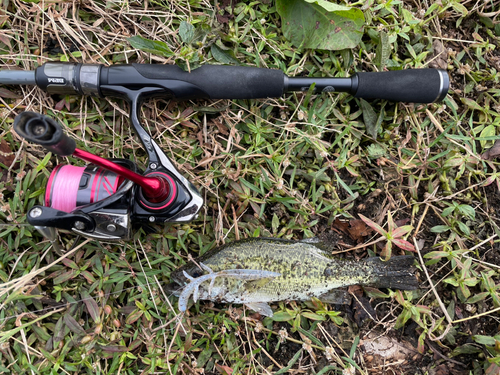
top-left (0, 140), bottom-right (15, 167)
top-left (481, 139), bottom-right (500, 160)
top-left (395, 218), bottom-right (410, 227)
top-left (212, 117), bottom-right (229, 136)
top-left (55, 98), bottom-right (67, 111)
top-left (215, 0), bottom-right (234, 24)
top-left (429, 40), bottom-right (448, 70)
top-left (0, 87), bottom-right (20, 99)
top-left (361, 331), bottom-right (420, 368)
top-left (348, 219), bottom-right (372, 243)
top-left (332, 218), bottom-right (350, 235)
top-left (349, 285), bottom-right (376, 326)
top-left (215, 363), bottom-right (233, 375)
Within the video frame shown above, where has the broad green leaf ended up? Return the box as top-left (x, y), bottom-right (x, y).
top-left (126, 309), bottom-right (144, 324)
top-left (272, 213), bottom-right (280, 233)
top-left (442, 206), bottom-right (455, 217)
top-left (458, 205), bottom-right (475, 220)
top-left (443, 277), bottom-right (459, 287)
top-left (276, 0), bottom-right (365, 50)
top-left (179, 21), bottom-right (195, 43)
top-left (366, 143), bottom-right (386, 158)
top-left (304, 0), bottom-right (351, 12)
top-left (480, 125), bottom-right (496, 148)
top-left (128, 36), bottom-right (173, 58)
top-left (360, 99), bottom-right (379, 139)
top-left (363, 286), bottom-right (389, 299)
top-left (458, 221), bottom-right (470, 236)
top-left (210, 45), bottom-right (239, 65)
top-left (272, 311), bottom-right (295, 321)
top-left (472, 335), bottom-right (496, 346)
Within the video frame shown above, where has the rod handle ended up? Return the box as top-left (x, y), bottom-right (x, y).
top-left (353, 69), bottom-right (449, 103)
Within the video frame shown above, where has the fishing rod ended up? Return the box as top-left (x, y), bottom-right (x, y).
top-left (1, 62), bottom-right (449, 103)
top-left (3, 63), bottom-right (449, 243)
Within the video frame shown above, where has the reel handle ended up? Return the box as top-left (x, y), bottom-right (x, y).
top-left (13, 111), bottom-right (76, 156)
top-left (14, 112), bottom-right (171, 204)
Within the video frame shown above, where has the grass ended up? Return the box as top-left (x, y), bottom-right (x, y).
top-left (1, 0), bottom-right (500, 373)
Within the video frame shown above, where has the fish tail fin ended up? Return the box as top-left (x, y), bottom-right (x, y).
top-left (366, 255), bottom-right (418, 290)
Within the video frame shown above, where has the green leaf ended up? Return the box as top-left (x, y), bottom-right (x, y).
top-left (479, 16), bottom-right (494, 29)
top-left (480, 125), bottom-right (496, 148)
top-left (272, 311), bottom-right (295, 322)
top-left (53, 270), bottom-right (76, 284)
top-left (272, 213), bottom-right (280, 233)
top-left (458, 221), bottom-right (470, 236)
top-left (431, 225), bottom-right (450, 233)
top-left (360, 99), bottom-right (379, 139)
top-left (363, 286), bottom-right (389, 298)
top-left (210, 45), bottom-right (239, 65)
top-left (63, 314), bottom-right (86, 335)
top-left (472, 335), bottom-right (496, 346)
top-left (81, 291), bottom-right (100, 323)
top-left (457, 205), bottom-right (475, 220)
top-left (179, 21), bottom-right (195, 43)
top-left (450, 2), bottom-right (468, 16)
top-left (196, 347), bottom-right (213, 368)
top-left (128, 36), bottom-right (173, 58)
top-left (443, 276), bottom-right (459, 287)
top-left (460, 97), bottom-right (483, 111)
top-left (374, 31), bottom-right (390, 69)
top-left (301, 311), bottom-right (326, 321)
top-left (126, 309), bottom-right (144, 324)
top-left (442, 206), bottom-right (455, 217)
top-left (276, 0), bottom-right (365, 51)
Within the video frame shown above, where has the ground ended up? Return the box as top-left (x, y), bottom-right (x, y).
top-left (0, 0), bottom-right (500, 374)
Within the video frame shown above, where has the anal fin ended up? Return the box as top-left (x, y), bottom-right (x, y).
top-left (318, 288), bottom-right (351, 305)
top-left (245, 302), bottom-right (274, 317)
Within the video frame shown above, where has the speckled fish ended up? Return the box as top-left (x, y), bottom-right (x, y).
top-left (171, 237), bottom-right (418, 317)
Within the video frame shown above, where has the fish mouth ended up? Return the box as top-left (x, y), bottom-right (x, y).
top-left (162, 282), bottom-right (182, 297)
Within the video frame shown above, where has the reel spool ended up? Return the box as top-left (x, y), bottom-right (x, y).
top-left (45, 164), bottom-right (124, 213)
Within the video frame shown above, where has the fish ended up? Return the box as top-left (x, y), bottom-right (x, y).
top-left (171, 237), bottom-right (418, 317)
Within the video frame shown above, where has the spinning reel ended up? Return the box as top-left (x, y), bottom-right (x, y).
top-left (14, 110), bottom-right (203, 242)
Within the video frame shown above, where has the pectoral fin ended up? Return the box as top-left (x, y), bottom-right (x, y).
top-left (245, 302), bottom-right (274, 317)
top-left (318, 288), bottom-right (351, 305)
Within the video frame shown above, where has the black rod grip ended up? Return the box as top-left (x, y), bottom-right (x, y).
top-left (353, 69), bottom-right (449, 103)
top-left (132, 64), bottom-right (285, 99)
top-left (13, 112), bottom-right (76, 156)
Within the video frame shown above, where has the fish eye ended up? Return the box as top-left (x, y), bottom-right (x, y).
top-left (191, 270), bottom-right (202, 278)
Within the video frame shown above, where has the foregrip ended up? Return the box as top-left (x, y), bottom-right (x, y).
top-left (354, 69), bottom-right (449, 103)
top-left (131, 64), bottom-right (285, 99)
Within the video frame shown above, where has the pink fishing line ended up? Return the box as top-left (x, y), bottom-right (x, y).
top-left (48, 165), bottom-right (85, 213)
